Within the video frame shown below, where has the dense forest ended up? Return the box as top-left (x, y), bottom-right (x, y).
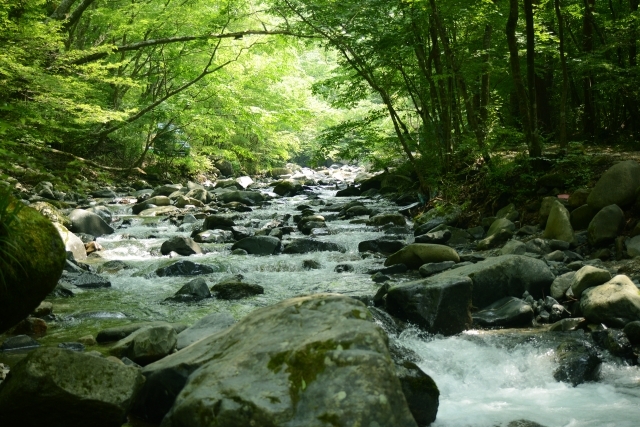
top-left (1, 0), bottom-right (639, 187)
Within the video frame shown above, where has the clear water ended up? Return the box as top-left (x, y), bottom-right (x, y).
top-left (4, 166), bottom-right (640, 426)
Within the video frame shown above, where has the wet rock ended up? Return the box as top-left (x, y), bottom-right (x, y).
top-left (418, 261), bottom-right (455, 277)
top-left (413, 204), bottom-right (461, 235)
top-left (549, 318), bottom-right (587, 332)
top-left (508, 420), bottom-right (548, 427)
top-left (133, 294), bottom-right (419, 426)
top-left (64, 272), bottom-right (111, 289)
top-left (588, 204), bottom-right (624, 247)
top-left (110, 325), bottom-right (177, 365)
top-left (570, 266), bottom-right (612, 299)
top-left (231, 235), bottom-right (281, 255)
top-left (97, 322), bottom-right (187, 343)
top-left (302, 259), bottom-right (321, 270)
top-left (476, 228), bottom-right (513, 250)
top-left (587, 160), bottom-right (640, 210)
top-left (336, 185), bottom-right (361, 197)
top-left (156, 260), bottom-right (216, 277)
top-left (544, 250), bottom-right (565, 262)
top-left (9, 317), bottom-right (47, 337)
top-left (69, 209), bottom-right (114, 237)
top-left (592, 329), bottom-right (633, 358)
top-left (210, 275), bottom-right (264, 300)
top-left (273, 179), bottom-right (303, 196)
top-left (372, 272), bottom-right (391, 283)
top-left (525, 238), bottom-right (551, 255)
top-left (0, 347), bottom-right (145, 427)
top-left (467, 226), bottom-right (485, 240)
top-left (97, 260), bottom-right (130, 274)
top-left (543, 200), bottom-right (574, 243)
top-left (344, 205), bottom-right (371, 217)
top-left (160, 236), bottom-right (202, 256)
top-left (58, 342), bottom-right (85, 352)
top-left (550, 272), bottom-right (576, 300)
top-left (384, 243), bottom-right (460, 270)
top-left (217, 190), bottom-right (265, 206)
top-left (358, 237), bottom-right (405, 254)
top-left (581, 275), bottom-right (640, 327)
top-left (193, 229), bottom-right (234, 243)
top-left (623, 321), bottom-right (640, 344)
top-left (203, 214), bottom-right (236, 230)
top-left (415, 229), bottom-right (451, 244)
top-left (0, 335), bottom-right (40, 351)
top-left (436, 255), bottom-right (555, 309)
top-left (334, 263), bottom-right (354, 273)
top-left (0, 199), bottom-right (66, 333)
top-left (166, 278), bottom-right (211, 302)
top-left (395, 361), bottom-right (439, 426)
top-left (138, 205), bottom-right (179, 216)
top-left (152, 184), bottom-right (183, 197)
top-left (283, 238), bottom-right (346, 254)
top-left (367, 213), bottom-right (407, 227)
top-left (553, 340), bottom-right (601, 386)
top-left (176, 312), bottom-right (236, 350)
top-left (496, 203), bottom-right (520, 222)
top-left (626, 235), bottom-right (640, 258)
top-left (385, 276), bottom-right (473, 335)
top-left (472, 297), bottom-right (534, 328)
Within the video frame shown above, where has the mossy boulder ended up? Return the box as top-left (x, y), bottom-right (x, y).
top-left (543, 200), bottom-right (574, 243)
top-left (0, 200), bottom-right (66, 333)
top-left (384, 243), bottom-right (460, 270)
top-left (587, 204), bottom-right (624, 247)
top-left (587, 160), bottom-right (640, 210)
top-left (134, 294), bottom-right (421, 426)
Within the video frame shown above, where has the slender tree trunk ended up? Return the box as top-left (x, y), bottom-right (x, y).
top-left (630, 0), bottom-right (639, 132)
top-left (429, 15), bottom-right (452, 167)
top-left (479, 24), bottom-right (492, 162)
top-left (507, 0), bottom-right (535, 155)
top-left (583, 0), bottom-right (596, 141)
top-left (555, 0), bottom-right (570, 152)
top-left (524, 0), bottom-right (541, 156)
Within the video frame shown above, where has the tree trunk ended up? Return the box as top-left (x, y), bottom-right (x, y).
top-left (524, 0), bottom-right (541, 156)
top-left (583, 0), bottom-right (596, 141)
top-left (506, 0), bottom-right (535, 155)
top-left (555, 0), bottom-right (570, 152)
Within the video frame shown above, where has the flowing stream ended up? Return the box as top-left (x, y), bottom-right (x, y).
top-left (4, 167), bottom-right (640, 426)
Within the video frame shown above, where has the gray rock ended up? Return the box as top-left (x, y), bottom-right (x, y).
top-left (436, 255), bottom-right (555, 309)
top-left (496, 203), bottom-right (519, 221)
top-left (543, 200), bottom-right (574, 243)
top-left (570, 204), bottom-right (599, 231)
top-left (0, 347), bottom-right (144, 427)
top-left (418, 261), bottom-right (455, 277)
top-left (96, 322), bottom-right (186, 343)
top-left (592, 329), bottom-right (633, 358)
top-left (65, 272), bottom-right (111, 289)
top-left (623, 321), bottom-right (640, 344)
top-left (193, 229), bottom-right (234, 244)
top-left (587, 160), bottom-right (640, 209)
top-left (500, 240), bottom-right (526, 255)
top-left (217, 190), bottom-right (264, 206)
top-left (525, 238), bottom-right (551, 255)
top-left (203, 214), bottom-right (236, 230)
top-left (156, 260), bottom-right (217, 277)
top-left (367, 213), bottom-right (407, 227)
top-left (395, 361), bottom-right (439, 426)
top-left (384, 244), bottom-right (460, 270)
top-left (385, 276), bottom-right (473, 335)
top-left (54, 223), bottom-right (87, 261)
top-left (184, 188), bottom-right (210, 204)
top-left (152, 184), bottom-right (183, 197)
top-left (210, 276), bottom-right (264, 300)
top-left (539, 196), bottom-right (557, 227)
top-left (160, 237), bottom-right (202, 256)
top-left (487, 218), bottom-right (516, 238)
top-left (553, 340), bottom-right (601, 387)
top-left (134, 295), bottom-right (419, 426)
top-left (358, 238), bottom-right (405, 254)
top-left (472, 297), bottom-right (534, 328)
top-left (570, 266), bottom-right (612, 298)
top-left (588, 204), bottom-right (624, 247)
top-left (69, 208), bottom-right (114, 237)
top-left (176, 312), bottom-right (236, 350)
top-left (283, 238), bottom-right (346, 254)
top-left (550, 272), bottom-right (576, 300)
top-left (0, 335), bottom-right (40, 351)
top-left (544, 250), bottom-right (565, 262)
top-left (626, 235), bottom-right (640, 258)
top-left (548, 317), bottom-right (586, 332)
top-left (214, 159), bottom-right (234, 177)
top-left (415, 229), bottom-right (451, 244)
top-left (568, 189), bottom-right (590, 209)
top-left (167, 278), bottom-right (211, 302)
top-left (231, 235), bottom-right (281, 255)
top-left (273, 179), bottom-right (303, 196)
top-left (413, 204), bottom-right (461, 235)
top-left (581, 275), bottom-right (640, 326)
top-left (467, 226), bottom-right (485, 240)
top-left (110, 325), bottom-right (177, 365)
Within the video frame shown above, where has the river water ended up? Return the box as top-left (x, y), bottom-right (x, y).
top-left (18, 168), bottom-right (640, 426)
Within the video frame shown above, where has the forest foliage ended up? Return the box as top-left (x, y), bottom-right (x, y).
top-left (0, 0), bottom-right (638, 186)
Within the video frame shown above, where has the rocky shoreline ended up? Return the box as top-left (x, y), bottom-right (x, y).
top-left (1, 161), bottom-right (640, 426)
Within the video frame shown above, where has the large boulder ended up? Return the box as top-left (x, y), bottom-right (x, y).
top-left (30, 201), bottom-right (71, 228)
top-left (570, 204), bottom-right (599, 231)
top-left (0, 347), bottom-right (144, 427)
top-left (413, 204), bottom-right (461, 235)
top-left (160, 236), bottom-right (202, 256)
top-left (231, 235), bottom-right (281, 255)
top-left (626, 235), bottom-right (640, 258)
top-left (133, 294), bottom-right (421, 426)
top-left (110, 324), bottom-right (177, 366)
top-left (553, 340), bottom-right (602, 387)
top-left (176, 312), bottom-right (236, 350)
top-left (587, 160), bottom-right (640, 210)
top-left (214, 159), bottom-right (234, 177)
top-left (358, 238), bottom-right (405, 254)
top-left (273, 179), bottom-right (303, 197)
top-left (570, 266), bottom-right (612, 299)
top-left (384, 243), bottom-right (460, 270)
top-left (156, 260), bottom-right (217, 277)
top-left (580, 275), bottom-right (640, 327)
top-left (68, 209), bottom-right (114, 237)
top-left (394, 361), bottom-right (439, 426)
top-left (385, 276), bottom-right (473, 335)
top-left (217, 190), bottom-right (264, 206)
top-left (550, 272), bottom-right (575, 300)
top-left (587, 204), bottom-right (624, 247)
top-left (543, 200), bottom-right (574, 243)
top-left (1, 200), bottom-right (66, 333)
top-left (472, 297), bottom-right (534, 328)
top-left (53, 223), bottom-right (87, 261)
top-left (166, 278), bottom-right (211, 302)
top-left (436, 255), bottom-right (555, 309)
